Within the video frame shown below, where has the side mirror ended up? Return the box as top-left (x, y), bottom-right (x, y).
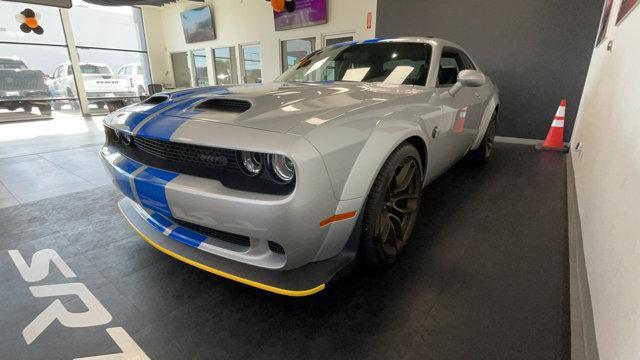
top-left (458, 70), bottom-right (486, 87)
top-left (447, 70), bottom-right (486, 97)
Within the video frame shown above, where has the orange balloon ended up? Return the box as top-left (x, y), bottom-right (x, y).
top-left (25, 17), bottom-right (38, 29)
top-left (271, 0), bottom-right (285, 12)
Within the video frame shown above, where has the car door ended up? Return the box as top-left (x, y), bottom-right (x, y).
top-left (432, 48), bottom-right (484, 163)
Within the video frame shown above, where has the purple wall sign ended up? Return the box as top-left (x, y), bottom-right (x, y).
top-left (274, 0), bottom-right (328, 31)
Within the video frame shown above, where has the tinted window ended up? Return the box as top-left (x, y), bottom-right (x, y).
top-left (438, 48), bottom-right (473, 86)
top-left (80, 64), bottom-right (111, 74)
top-left (277, 42), bottom-right (431, 86)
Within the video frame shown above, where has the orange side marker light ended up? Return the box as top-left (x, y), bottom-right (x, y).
top-left (319, 211), bottom-right (357, 228)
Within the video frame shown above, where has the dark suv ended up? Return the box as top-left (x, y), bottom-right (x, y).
top-left (0, 57), bottom-right (52, 115)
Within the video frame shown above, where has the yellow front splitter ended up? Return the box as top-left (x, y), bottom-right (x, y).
top-left (118, 198), bottom-right (353, 297)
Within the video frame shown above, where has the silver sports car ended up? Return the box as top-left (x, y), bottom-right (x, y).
top-left (101, 37), bottom-right (499, 296)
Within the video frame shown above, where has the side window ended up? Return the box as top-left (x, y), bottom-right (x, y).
top-left (437, 48), bottom-right (472, 86)
top-left (459, 52), bottom-right (477, 70)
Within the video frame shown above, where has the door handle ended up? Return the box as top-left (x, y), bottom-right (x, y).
top-left (474, 92), bottom-right (481, 99)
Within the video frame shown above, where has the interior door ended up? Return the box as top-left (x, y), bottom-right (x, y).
top-left (171, 52), bottom-right (191, 88)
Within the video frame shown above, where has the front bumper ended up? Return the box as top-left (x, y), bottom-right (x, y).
top-left (119, 197), bottom-right (358, 296)
top-left (100, 122), bottom-right (364, 295)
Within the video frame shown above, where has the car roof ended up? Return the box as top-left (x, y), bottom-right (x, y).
top-left (354, 37), bottom-right (466, 51)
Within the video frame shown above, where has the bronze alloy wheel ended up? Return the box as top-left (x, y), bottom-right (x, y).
top-left (378, 157), bottom-right (421, 256)
top-left (362, 143), bottom-right (423, 267)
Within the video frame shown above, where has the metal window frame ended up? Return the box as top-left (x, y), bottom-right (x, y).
top-left (0, 4), bottom-right (153, 117)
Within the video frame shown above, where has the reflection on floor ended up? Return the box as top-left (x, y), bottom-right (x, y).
top-left (0, 114), bottom-right (106, 208)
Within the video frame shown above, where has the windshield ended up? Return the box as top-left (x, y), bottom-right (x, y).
top-left (0, 59), bottom-right (28, 70)
top-left (276, 42), bottom-right (432, 86)
top-left (80, 64), bottom-right (111, 74)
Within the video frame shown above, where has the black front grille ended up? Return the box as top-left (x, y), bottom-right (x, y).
top-left (133, 136), bottom-right (238, 171)
top-left (105, 127), bottom-right (295, 195)
top-left (174, 219), bottom-right (251, 248)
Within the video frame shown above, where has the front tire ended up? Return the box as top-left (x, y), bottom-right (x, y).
top-left (361, 143), bottom-right (423, 268)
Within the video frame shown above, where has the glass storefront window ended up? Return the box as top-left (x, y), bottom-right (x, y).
top-left (76, 48), bottom-right (150, 111)
top-left (241, 44), bottom-right (262, 84)
top-left (212, 47), bottom-right (237, 85)
top-left (281, 38), bottom-right (315, 72)
top-left (68, 0), bottom-right (146, 51)
top-left (0, 2), bottom-right (80, 121)
top-left (191, 49), bottom-right (209, 87)
top-left (68, 0), bottom-right (152, 114)
top-left (0, 2), bottom-right (66, 45)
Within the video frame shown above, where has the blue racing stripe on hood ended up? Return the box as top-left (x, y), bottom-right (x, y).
top-left (124, 98), bottom-right (193, 130)
top-left (134, 97), bottom-right (204, 140)
top-left (134, 87), bottom-right (232, 141)
top-left (133, 167), bottom-right (179, 218)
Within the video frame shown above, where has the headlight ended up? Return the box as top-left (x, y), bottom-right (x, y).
top-left (269, 154), bottom-right (295, 184)
top-left (238, 151), bottom-right (263, 177)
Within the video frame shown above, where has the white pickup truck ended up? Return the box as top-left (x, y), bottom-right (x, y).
top-left (49, 62), bottom-right (137, 110)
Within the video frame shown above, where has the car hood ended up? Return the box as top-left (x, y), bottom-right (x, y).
top-left (131, 82), bottom-right (428, 135)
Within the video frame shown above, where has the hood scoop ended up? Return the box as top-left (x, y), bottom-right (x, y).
top-left (196, 98), bottom-right (251, 113)
top-left (142, 94), bottom-right (169, 105)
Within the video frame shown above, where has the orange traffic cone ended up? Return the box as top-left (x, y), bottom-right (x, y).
top-left (536, 99), bottom-right (569, 152)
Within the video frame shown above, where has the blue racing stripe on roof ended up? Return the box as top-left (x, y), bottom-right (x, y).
top-left (133, 167), bottom-right (179, 218)
top-left (362, 38), bottom-right (389, 44)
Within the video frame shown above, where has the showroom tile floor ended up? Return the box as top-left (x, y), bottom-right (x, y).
top-left (0, 115), bottom-right (106, 208)
top-left (0, 140), bottom-right (570, 359)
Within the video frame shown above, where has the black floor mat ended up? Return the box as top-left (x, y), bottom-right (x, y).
top-left (0, 143), bottom-right (569, 359)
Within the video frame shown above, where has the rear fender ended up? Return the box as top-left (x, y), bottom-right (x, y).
top-left (470, 94), bottom-right (499, 150)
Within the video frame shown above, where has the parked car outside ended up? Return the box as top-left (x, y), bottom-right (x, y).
top-left (117, 63), bottom-right (148, 96)
top-left (49, 62), bottom-right (137, 111)
top-left (0, 56), bottom-right (52, 115)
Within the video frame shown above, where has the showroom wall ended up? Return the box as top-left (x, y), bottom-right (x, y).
top-left (375, 0), bottom-right (603, 141)
top-left (570, 0), bottom-right (640, 358)
top-left (142, 0), bottom-right (377, 87)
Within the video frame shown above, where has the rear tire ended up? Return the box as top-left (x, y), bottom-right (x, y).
top-left (38, 104), bottom-right (52, 116)
top-left (361, 143), bottom-right (423, 268)
top-left (23, 103), bottom-right (34, 113)
top-left (470, 111), bottom-right (498, 164)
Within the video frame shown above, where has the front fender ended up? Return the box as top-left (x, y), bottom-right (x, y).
top-left (339, 120), bottom-right (428, 201)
